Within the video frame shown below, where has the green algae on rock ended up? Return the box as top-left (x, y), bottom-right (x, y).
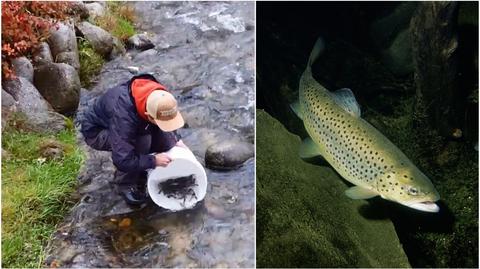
top-left (256, 109), bottom-right (410, 268)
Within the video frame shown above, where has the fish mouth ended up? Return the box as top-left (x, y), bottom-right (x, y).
top-left (403, 201), bottom-right (440, 213)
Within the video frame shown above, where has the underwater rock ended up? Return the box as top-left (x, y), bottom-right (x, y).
top-left (381, 29), bottom-right (414, 76)
top-left (370, 3), bottom-right (417, 76)
top-left (458, 2), bottom-right (478, 26)
top-left (256, 110), bottom-right (410, 268)
top-left (205, 140), bottom-right (254, 171)
top-left (370, 2), bottom-right (418, 50)
top-left (436, 142), bottom-right (462, 167)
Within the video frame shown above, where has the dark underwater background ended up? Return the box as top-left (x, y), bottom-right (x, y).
top-left (256, 2), bottom-right (478, 268)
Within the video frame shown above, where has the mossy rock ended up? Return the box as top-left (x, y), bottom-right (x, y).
top-left (256, 109), bottom-right (410, 268)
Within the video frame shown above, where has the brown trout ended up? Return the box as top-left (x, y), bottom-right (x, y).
top-left (291, 38), bottom-right (440, 212)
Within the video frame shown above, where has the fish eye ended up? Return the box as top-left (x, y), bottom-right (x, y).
top-left (408, 186), bottom-right (419, 196)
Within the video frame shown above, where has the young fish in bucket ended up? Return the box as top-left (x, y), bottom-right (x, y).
top-left (291, 38), bottom-right (440, 213)
top-left (158, 175), bottom-right (198, 206)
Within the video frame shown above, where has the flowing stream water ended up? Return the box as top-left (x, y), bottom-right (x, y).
top-left (45, 2), bottom-right (254, 267)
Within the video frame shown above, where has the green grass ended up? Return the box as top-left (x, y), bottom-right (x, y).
top-left (1, 125), bottom-right (84, 268)
top-left (78, 37), bottom-right (105, 88)
top-left (110, 16), bottom-right (136, 41)
top-left (93, 2), bottom-right (136, 42)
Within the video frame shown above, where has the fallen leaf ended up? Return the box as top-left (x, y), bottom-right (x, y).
top-left (50, 260), bottom-right (60, 268)
top-left (118, 218), bottom-right (132, 228)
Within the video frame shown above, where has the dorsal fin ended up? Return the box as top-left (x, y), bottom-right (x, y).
top-left (330, 88), bottom-right (361, 117)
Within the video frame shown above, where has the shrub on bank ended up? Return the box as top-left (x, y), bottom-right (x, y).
top-left (1, 1), bottom-right (71, 79)
top-left (78, 38), bottom-right (105, 87)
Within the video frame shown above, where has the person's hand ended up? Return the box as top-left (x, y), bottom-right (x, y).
top-left (155, 153), bottom-right (172, 167)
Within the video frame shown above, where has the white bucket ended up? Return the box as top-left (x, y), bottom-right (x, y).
top-left (147, 146), bottom-right (207, 211)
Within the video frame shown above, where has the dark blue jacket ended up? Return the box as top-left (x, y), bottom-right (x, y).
top-left (81, 74), bottom-right (177, 172)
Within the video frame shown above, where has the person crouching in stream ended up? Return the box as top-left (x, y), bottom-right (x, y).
top-left (80, 74), bottom-right (189, 206)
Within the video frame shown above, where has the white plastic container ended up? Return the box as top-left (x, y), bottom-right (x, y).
top-left (147, 146), bottom-right (207, 211)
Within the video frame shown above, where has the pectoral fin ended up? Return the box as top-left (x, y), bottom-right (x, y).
top-left (290, 100), bottom-right (303, 120)
top-left (299, 138), bottom-right (323, 159)
top-left (345, 186), bottom-right (378, 199)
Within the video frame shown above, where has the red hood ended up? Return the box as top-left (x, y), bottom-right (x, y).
top-left (131, 78), bottom-right (167, 121)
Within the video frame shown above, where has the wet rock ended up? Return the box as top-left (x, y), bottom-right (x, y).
top-left (76, 21), bottom-right (114, 57)
top-left (11, 57), bottom-right (34, 82)
top-left (256, 110), bottom-right (410, 268)
top-left (85, 2), bottom-right (105, 19)
top-left (109, 37), bottom-right (127, 59)
top-left (125, 66), bottom-right (140, 74)
top-left (3, 77), bottom-right (66, 133)
top-left (205, 140), bottom-right (254, 170)
top-left (33, 42), bottom-right (54, 64)
top-left (132, 48), bottom-right (157, 62)
top-left (127, 33), bottom-right (155, 51)
top-left (48, 22), bottom-right (80, 69)
top-left (33, 62), bottom-right (81, 115)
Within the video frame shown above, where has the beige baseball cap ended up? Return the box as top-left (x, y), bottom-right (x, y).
top-left (146, 90), bottom-right (184, 131)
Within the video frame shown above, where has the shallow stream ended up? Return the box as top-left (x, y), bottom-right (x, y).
top-left (45, 2), bottom-right (254, 267)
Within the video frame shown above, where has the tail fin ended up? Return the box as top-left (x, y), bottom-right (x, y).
top-left (307, 37), bottom-right (325, 68)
